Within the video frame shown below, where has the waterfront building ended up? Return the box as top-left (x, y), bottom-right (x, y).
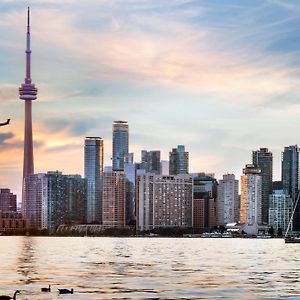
top-left (19, 8), bottom-right (38, 216)
top-left (252, 148), bottom-right (273, 224)
top-left (160, 160), bottom-right (169, 175)
top-left (47, 171), bottom-right (87, 232)
top-left (269, 189), bottom-right (293, 233)
top-left (193, 174), bottom-right (218, 230)
top-left (24, 172), bottom-right (87, 232)
top-left (24, 173), bottom-right (48, 229)
top-left (141, 150), bottom-right (161, 174)
top-left (0, 212), bottom-right (27, 233)
top-left (217, 174), bottom-right (239, 225)
top-left (137, 174), bottom-right (193, 231)
top-left (240, 164), bottom-right (262, 235)
top-left (0, 189), bottom-right (17, 212)
top-left (112, 121), bottom-right (129, 170)
top-left (282, 145), bottom-right (300, 230)
top-left (169, 145), bottom-right (189, 175)
top-left (102, 171), bottom-right (126, 228)
top-left (124, 162), bottom-right (136, 224)
top-left (84, 137), bottom-right (103, 223)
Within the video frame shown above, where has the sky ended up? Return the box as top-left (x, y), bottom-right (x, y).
top-left (1, 0), bottom-right (300, 200)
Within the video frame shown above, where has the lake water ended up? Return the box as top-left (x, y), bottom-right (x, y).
top-left (0, 236), bottom-right (300, 299)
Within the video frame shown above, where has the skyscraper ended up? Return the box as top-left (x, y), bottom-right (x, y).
top-left (0, 189), bottom-right (17, 212)
top-left (217, 174), bottom-right (239, 225)
top-left (19, 7), bottom-right (38, 214)
top-left (141, 150), bottom-right (161, 174)
top-left (112, 121), bottom-right (129, 170)
top-left (169, 145), bottom-right (189, 175)
top-left (282, 145), bottom-right (299, 230)
top-left (84, 137), bottom-right (104, 223)
top-left (102, 170), bottom-right (126, 228)
top-left (252, 148), bottom-right (273, 224)
top-left (240, 164), bottom-right (262, 235)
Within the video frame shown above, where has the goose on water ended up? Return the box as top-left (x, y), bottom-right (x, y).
top-left (58, 288), bottom-right (73, 294)
top-left (0, 290), bottom-right (20, 300)
top-left (41, 285), bottom-right (51, 292)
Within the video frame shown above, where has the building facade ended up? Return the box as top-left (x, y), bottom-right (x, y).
top-left (193, 174), bottom-right (218, 230)
top-left (169, 145), bottom-right (189, 175)
top-left (240, 164), bottom-right (262, 235)
top-left (141, 150), bottom-right (161, 174)
top-left (84, 137), bottom-right (103, 223)
top-left (252, 148), bottom-right (273, 224)
top-left (282, 145), bottom-right (300, 230)
top-left (102, 171), bottom-right (126, 228)
top-left (0, 189), bottom-right (17, 212)
top-left (112, 120), bottom-right (129, 170)
top-left (269, 189), bottom-right (293, 233)
top-left (217, 174), bottom-right (239, 225)
top-left (137, 174), bottom-right (193, 231)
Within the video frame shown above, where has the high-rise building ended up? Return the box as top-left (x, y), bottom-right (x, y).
top-left (112, 121), bottom-right (129, 170)
top-left (102, 171), bottom-right (126, 228)
top-left (169, 145), bottom-right (189, 175)
top-left (193, 174), bottom-right (218, 230)
top-left (217, 174), bottom-right (239, 225)
top-left (252, 148), bottom-right (273, 224)
top-left (0, 189), bottom-right (17, 212)
top-left (282, 145), bottom-right (300, 230)
top-left (84, 137), bottom-right (104, 223)
top-left (124, 161), bottom-right (136, 224)
top-left (240, 164), bottom-right (262, 235)
top-left (137, 174), bottom-right (193, 231)
top-left (160, 160), bottom-right (169, 175)
top-left (24, 172), bottom-right (87, 232)
top-left (140, 150), bottom-right (161, 174)
top-left (269, 189), bottom-right (293, 233)
top-left (24, 173), bottom-right (48, 229)
top-left (19, 8), bottom-right (38, 215)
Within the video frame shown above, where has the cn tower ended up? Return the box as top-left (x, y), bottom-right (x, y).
top-left (19, 7), bottom-right (38, 207)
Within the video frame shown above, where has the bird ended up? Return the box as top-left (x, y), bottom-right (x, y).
top-left (0, 290), bottom-right (20, 300)
top-left (0, 119), bottom-right (10, 127)
top-left (58, 288), bottom-right (74, 294)
top-left (41, 285), bottom-right (51, 292)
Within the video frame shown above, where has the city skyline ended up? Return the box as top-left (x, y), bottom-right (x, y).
top-left (1, 1), bottom-right (300, 199)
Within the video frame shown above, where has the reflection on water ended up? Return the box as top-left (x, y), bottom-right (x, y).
top-left (0, 237), bottom-right (300, 299)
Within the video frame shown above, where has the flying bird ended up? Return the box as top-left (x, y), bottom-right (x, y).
top-left (0, 119), bottom-right (10, 127)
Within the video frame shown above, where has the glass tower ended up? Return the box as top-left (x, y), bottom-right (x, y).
top-left (84, 137), bottom-right (104, 223)
top-left (169, 145), bottom-right (189, 175)
top-left (252, 148), bottom-right (273, 225)
top-left (112, 121), bottom-right (129, 170)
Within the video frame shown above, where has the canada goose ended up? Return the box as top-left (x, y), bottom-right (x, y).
top-left (58, 288), bottom-right (73, 294)
top-left (0, 290), bottom-right (20, 300)
top-left (41, 285), bottom-right (51, 292)
top-left (0, 119), bottom-right (10, 127)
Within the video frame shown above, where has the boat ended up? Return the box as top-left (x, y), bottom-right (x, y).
top-left (284, 192), bottom-right (300, 243)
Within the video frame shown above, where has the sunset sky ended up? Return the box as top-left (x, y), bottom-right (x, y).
top-left (1, 0), bottom-right (300, 201)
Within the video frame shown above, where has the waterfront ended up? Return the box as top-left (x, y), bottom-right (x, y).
top-left (0, 237), bottom-right (300, 299)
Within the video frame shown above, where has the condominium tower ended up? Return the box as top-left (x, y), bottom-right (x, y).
top-left (112, 121), bottom-right (129, 170)
top-left (252, 148), bottom-right (273, 224)
top-left (169, 145), bottom-right (189, 175)
top-left (84, 137), bottom-right (104, 223)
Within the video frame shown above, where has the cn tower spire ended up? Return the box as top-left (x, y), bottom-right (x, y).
top-left (19, 7), bottom-right (38, 218)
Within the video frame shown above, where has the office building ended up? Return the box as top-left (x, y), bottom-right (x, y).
top-left (240, 164), bottom-right (262, 235)
top-left (217, 174), bottom-right (239, 225)
top-left (0, 189), bottom-right (17, 212)
top-left (160, 160), bottom-right (169, 175)
top-left (0, 212), bottom-right (27, 233)
top-left (112, 121), bottom-right (129, 170)
top-left (84, 137), bottom-right (103, 223)
top-left (169, 145), bottom-right (189, 175)
top-left (252, 148), bottom-right (273, 224)
top-left (137, 174), bottom-right (193, 231)
top-left (102, 171), bottom-right (126, 228)
top-left (193, 174), bottom-right (218, 230)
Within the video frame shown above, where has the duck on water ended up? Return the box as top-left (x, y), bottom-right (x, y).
top-left (0, 291), bottom-right (20, 300)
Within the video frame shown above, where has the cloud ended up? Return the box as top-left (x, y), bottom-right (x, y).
top-left (0, 132), bottom-right (14, 144)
